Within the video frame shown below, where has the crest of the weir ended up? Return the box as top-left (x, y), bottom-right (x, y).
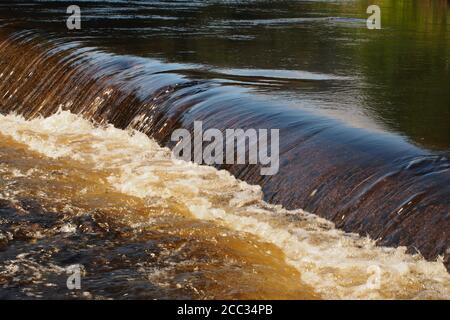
top-left (0, 30), bottom-right (448, 268)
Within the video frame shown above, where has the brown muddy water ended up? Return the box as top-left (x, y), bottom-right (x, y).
top-left (0, 132), bottom-right (315, 300)
top-left (0, 0), bottom-right (449, 299)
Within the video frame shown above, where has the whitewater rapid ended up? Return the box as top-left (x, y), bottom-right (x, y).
top-left (0, 110), bottom-right (448, 299)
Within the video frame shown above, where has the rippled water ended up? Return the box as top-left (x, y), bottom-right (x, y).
top-left (0, 111), bottom-right (448, 299)
top-left (1, 0), bottom-right (449, 149)
top-left (0, 0), bottom-right (449, 300)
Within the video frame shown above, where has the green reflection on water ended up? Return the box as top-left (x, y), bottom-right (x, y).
top-left (354, 0), bottom-right (450, 149)
top-left (1, 0), bottom-right (449, 149)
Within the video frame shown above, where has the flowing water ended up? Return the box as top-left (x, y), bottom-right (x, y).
top-left (0, 0), bottom-right (449, 299)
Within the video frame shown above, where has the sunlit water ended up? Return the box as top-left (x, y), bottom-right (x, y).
top-left (1, 0), bottom-right (449, 149)
top-left (0, 111), bottom-right (448, 299)
top-left (0, 0), bottom-right (449, 300)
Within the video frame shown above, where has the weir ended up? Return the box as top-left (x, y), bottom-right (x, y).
top-left (0, 29), bottom-right (448, 269)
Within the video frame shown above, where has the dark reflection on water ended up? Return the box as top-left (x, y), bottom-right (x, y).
top-left (0, 0), bottom-right (448, 287)
top-left (0, 26), bottom-right (448, 268)
top-left (0, 135), bottom-right (313, 299)
top-left (0, 0), bottom-right (449, 149)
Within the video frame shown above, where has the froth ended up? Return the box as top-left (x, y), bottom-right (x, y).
top-left (0, 110), bottom-right (448, 299)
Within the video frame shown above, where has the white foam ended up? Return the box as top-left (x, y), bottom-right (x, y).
top-left (0, 110), bottom-right (448, 299)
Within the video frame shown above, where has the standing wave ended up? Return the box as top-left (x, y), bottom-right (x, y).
top-left (0, 29), bottom-right (448, 271)
top-left (0, 110), bottom-right (448, 299)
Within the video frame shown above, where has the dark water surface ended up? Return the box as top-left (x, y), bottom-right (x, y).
top-left (1, 0), bottom-right (449, 149)
top-left (0, 1), bottom-right (449, 299)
